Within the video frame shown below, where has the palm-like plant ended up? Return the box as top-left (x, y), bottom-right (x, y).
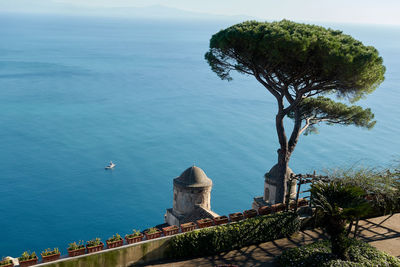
top-left (311, 180), bottom-right (371, 260)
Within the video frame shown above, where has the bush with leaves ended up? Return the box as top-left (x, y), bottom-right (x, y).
top-left (0, 258), bottom-right (12, 266)
top-left (325, 165), bottom-right (400, 215)
top-left (311, 180), bottom-right (371, 260)
top-left (41, 248), bottom-right (60, 256)
top-left (277, 238), bottom-right (400, 267)
top-left (18, 251), bottom-right (37, 261)
top-left (168, 212), bottom-right (300, 259)
top-left (86, 238), bottom-right (102, 247)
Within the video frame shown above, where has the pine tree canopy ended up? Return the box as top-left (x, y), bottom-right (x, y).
top-left (205, 20), bottom-right (385, 133)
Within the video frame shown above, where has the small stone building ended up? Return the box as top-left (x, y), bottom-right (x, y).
top-left (165, 166), bottom-right (219, 226)
top-left (253, 164), bottom-right (297, 209)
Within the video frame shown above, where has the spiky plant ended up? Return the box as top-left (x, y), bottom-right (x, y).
top-left (311, 180), bottom-right (371, 260)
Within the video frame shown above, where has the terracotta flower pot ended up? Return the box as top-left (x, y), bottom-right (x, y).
top-left (144, 229), bottom-right (162, 240)
top-left (272, 203), bottom-right (286, 212)
top-left (298, 198), bottom-right (309, 207)
top-left (162, 225), bottom-right (179, 236)
top-left (86, 243), bottom-right (103, 253)
top-left (229, 212), bottom-right (244, 222)
top-left (213, 216), bottom-right (229, 225)
top-left (18, 257), bottom-right (38, 267)
top-left (196, 218), bottom-right (214, 228)
top-left (258, 206), bottom-right (271, 215)
top-left (41, 253), bottom-right (61, 263)
top-left (106, 239), bottom-right (124, 249)
top-left (0, 260), bottom-right (13, 267)
top-left (243, 209), bottom-right (258, 219)
top-left (125, 234), bottom-right (143, 244)
top-left (180, 222), bottom-right (196, 233)
top-left (68, 247), bottom-right (85, 257)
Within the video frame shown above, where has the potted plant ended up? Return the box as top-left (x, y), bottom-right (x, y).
top-left (144, 227), bottom-right (162, 240)
top-left (162, 225), bottom-right (179, 236)
top-left (196, 218), bottom-right (213, 228)
top-left (298, 198), bottom-right (309, 207)
top-left (258, 206), bottom-right (271, 215)
top-left (271, 203), bottom-right (286, 212)
top-left (41, 248), bottom-right (61, 263)
top-left (125, 229), bottom-right (143, 244)
top-left (0, 258), bottom-right (13, 267)
top-left (229, 212), bottom-right (244, 222)
top-left (180, 222), bottom-right (196, 233)
top-left (106, 233), bottom-right (123, 249)
top-left (18, 251), bottom-right (38, 267)
top-left (213, 215), bottom-right (229, 225)
top-left (243, 209), bottom-right (258, 219)
top-left (68, 241), bottom-right (85, 257)
top-left (86, 238), bottom-right (103, 253)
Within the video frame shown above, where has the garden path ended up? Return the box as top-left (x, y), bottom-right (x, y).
top-left (144, 213), bottom-right (400, 267)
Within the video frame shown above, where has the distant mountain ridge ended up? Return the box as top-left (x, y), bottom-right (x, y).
top-left (0, 1), bottom-right (255, 21)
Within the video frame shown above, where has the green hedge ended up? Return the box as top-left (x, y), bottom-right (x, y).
top-left (277, 238), bottom-right (400, 267)
top-left (168, 212), bottom-right (300, 259)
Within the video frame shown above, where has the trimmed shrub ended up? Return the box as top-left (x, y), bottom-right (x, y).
top-left (277, 238), bottom-right (400, 267)
top-left (168, 212), bottom-right (300, 259)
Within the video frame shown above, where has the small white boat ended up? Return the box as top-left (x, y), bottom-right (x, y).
top-left (105, 161), bottom-right (116, 170)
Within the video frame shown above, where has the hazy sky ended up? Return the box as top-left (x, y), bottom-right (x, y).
top-left (1, 0), bottom-right (399, 25)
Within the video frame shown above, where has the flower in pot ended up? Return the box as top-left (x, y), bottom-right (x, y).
top-left (0, 257), bottom-right (13, 267)
top-left (213, 215), bottom-right (229, 225)
top-left (144, 227), bottom-right (162, 240)
top-left (271, 203), bottom-right (286, 212)
top-left (67, 241), bottom-right (86, 257)
top-left (18, 251), bottom-right (38, 267)
top-left (86, 238), bottom-right (103, 253)
top-left (243, 209), bottom-right (258, 219)
top-left (106, 233), bottom-right (124, 249)
top-left (258, 206), bottom-right (271, 215)
top-left (162, 225), bottom-right (179, 236)
top-left (196, 218), bottom-right (214, 228)
top-left (125, 229), bottom-right (143, 244)
top-left (229, 212), bottom-right (244, 222)
top-left (180, 222), bottom-right (196, 233)
top-left (298, 198), bottom-right (309, 207)
top-left (41, 248), bottom-right (61, 263)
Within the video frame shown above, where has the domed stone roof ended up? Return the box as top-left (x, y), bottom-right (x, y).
top-left (264, 164), bottom-right (294, 181)
top-left (174, 166), bottom-right (212, 188)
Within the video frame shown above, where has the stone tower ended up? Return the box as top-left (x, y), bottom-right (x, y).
top-left (263, 164), bottom-right (296, 204)
top-left (165, 166), bottom-right (218, 226)
top-left (252, 164), bottom-right (297, 209)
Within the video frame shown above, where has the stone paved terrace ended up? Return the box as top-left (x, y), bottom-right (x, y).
top-left (146, 213), bottom-right (400, 267)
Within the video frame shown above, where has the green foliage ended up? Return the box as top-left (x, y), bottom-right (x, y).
top-left (311, 180), bottom-right (371, 259)
top-left (126, 229), bottom-right (142, 239)
top-left (18, 251), bottom-right (37, 261)
top-left (68, 240), bottom-right (85, 251)
top-left (277, 238), bottom-right (400, 267)
top-left (205, 19), bottom-right (385, 141)
top-left (325, 165), bottom-right (400, 214)
top-left (146, 228), bottom-right (160, 234)
top-left (289, 96), bottom-right (376, 135)
top-left (107, 233), bottom-right (122, 243)
top-left (86, 238), bottom-right (102, 248)
top-left (0, 258), bottom-right (12, 266)
top-left (205, 20), bottom-right (385, 102)
top-left (311, 180), bottom-right (371, 220)
top-left (168, 212), bottom-right (300, 259)
top-left (41, 248), bottom-right (60, 256)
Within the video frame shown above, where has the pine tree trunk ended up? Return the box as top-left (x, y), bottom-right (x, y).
top-left (275, 149), bottom-right (290, 203)
top-left (271, 105), bottom-right (301, 204)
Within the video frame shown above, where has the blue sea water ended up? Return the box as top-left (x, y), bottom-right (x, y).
top-left (0, 14), bottom-right (399, 257)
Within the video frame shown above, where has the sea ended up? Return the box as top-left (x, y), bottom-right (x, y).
top-left (0, 13), bottom-right (399, 257)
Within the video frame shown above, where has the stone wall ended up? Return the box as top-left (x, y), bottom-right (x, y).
top-left (35, 236), bottom-right (172, 267)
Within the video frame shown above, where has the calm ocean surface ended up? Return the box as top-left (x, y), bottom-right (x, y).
top-left (0, 14), bottom-right (399, 256)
